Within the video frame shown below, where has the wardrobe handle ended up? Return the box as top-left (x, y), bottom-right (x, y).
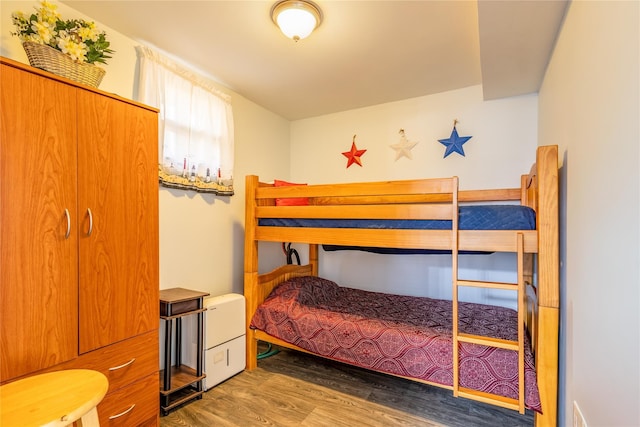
top-left (108, 358), bottom-right (136, 371)
top-left (108, 404), bottom-right (136, 420)
top-left (86, 208), bottom-right (93, 236)
top-left (64, 209), bottom-right (71, 239)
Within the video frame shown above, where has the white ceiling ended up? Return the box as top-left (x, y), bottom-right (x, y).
top-left (62, 0), bottom-right (568, 121)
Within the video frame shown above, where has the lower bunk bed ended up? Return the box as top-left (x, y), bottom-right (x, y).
top-left (251, 275), bottom-right (542, 411)
top-left (244, 145), bottom-right (559, 427)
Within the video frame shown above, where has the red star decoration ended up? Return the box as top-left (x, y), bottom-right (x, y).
top-left (342, 136), bottom-right (367, 168)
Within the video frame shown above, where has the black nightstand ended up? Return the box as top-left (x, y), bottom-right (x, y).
top-left (159, 287), bottom-right (210, 415)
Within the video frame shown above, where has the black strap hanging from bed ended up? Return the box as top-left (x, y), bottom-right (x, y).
top-left (282, 242), bottom-right (300, 265)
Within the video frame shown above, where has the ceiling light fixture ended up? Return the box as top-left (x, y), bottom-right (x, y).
top-left (271, 0), bottom-right (323, 42)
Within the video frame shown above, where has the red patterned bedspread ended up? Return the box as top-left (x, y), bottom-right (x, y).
top-left (251, 276), bottom-right (542, 412)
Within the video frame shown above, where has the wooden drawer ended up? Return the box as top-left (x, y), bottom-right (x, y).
top-left (56, 330), bottom-right (158, 393)
top-left (98, 372), bottom-right (159, 426)
top-left (80, 330), bottom-right (158, 393)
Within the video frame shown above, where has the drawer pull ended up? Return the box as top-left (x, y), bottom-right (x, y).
top-left (108, 358), bottom-right (136, 371)
top-left (64, 209), bottom-right (71, 239)
top-left (109, 404), bottom-right (136, 420)
top-left (86, 208), bottom-right (93, 236)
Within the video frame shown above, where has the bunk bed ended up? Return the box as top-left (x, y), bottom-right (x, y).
top-left (244, 145), bottom-right (559, 427)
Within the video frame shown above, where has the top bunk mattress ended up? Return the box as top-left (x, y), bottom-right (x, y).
top-left (258, 205), bottom-right (536, 254)
top-left (258, 205), bottom-right (536, 230)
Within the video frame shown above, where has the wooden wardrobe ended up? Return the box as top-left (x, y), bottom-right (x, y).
top-left (0, 57), bottom-right (160, 426)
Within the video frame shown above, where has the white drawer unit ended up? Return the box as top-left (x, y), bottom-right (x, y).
top-left (182, 293), bottom-right (246, 391)
top-left (203, 293), bottom-right (246, 390)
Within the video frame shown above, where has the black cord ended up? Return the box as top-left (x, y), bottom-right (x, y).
top-left (282, 242), bottom-right (300, 265)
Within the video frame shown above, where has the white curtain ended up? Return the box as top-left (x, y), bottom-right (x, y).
top-left (135, 45), bottom-right (234, 195)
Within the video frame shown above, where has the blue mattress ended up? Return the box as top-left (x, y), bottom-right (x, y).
top-left (259, 205), bottom-right (535, 230)
top-left (258, 205), bottom-right (536, 254)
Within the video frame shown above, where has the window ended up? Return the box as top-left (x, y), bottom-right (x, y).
top-left (135, 46), bottom-right (234, 195)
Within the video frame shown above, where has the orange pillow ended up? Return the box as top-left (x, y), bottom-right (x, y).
top-left (274, 180), bottom-right (309, 206)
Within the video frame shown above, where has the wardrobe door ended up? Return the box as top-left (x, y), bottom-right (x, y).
top-left (0, 64), bottom-right (78, 381)
top-left (77, 90), bottom-right (159, 353)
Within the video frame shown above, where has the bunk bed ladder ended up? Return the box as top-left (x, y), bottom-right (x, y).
top-left (452, 232), bottom-right (527, 414)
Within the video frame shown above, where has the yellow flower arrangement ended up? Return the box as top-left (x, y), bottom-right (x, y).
top-left (11, 0), bottom-right (113, 65)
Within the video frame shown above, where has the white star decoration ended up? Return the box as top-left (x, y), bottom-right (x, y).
top-left (390, 130), bottom-right (418, 161)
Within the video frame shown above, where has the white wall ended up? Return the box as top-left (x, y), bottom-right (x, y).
top-left (0, 1), bottom-right (290, 297)
top-left (289, 86), bottom-right (538, 306)
top-left (539, 1), bottom-right (640, 426)
top-left (291, 85), bottom-right (537, 189)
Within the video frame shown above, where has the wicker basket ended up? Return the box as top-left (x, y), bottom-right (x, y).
top-left (22, 42), bottom-right (106, 88)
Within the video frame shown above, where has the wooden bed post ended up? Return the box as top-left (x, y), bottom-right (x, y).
top-left (309, 243), bottom-right (319, 276)
top-left (244, 175), bottom-right (260, 370)
top-left (534, 145), bottom-right (559, 427)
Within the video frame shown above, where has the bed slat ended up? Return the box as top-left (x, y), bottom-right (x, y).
top-left (255, 226), bottom-right (538, 253)
top-left (256, 177), bottom-right (457, 200)
top-left (256, 203), bottom-right (455, 220)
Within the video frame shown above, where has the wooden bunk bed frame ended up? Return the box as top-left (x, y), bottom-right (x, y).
top-left (244, 145), bottom-right (559, 427)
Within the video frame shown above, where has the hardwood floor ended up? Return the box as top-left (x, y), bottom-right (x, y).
top-left (160, 346), bottom-right (534, 427)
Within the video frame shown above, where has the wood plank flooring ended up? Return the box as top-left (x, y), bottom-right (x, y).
top-left (160, 345), bottom-right (534, 427)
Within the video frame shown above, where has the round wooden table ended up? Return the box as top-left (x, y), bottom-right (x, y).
top-left (0, 369), bottom-right (108, 427)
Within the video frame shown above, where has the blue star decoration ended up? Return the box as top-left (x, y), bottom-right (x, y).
top-left (438, 125), bottom-right (472, 158)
